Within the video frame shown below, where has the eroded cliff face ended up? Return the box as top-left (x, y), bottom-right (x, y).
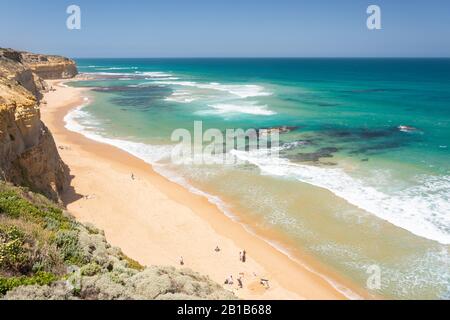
top-left (0, 48), bottom-right (74, 201)
top-left (21, 52), bottom-right (78, 80)
top-left (0, 51), bottom-right (48, 101)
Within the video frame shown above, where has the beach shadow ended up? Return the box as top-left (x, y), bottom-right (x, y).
top-left (61, 172), bottom-right (84, 206)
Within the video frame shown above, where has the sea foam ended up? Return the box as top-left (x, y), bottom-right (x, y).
top-left (153, 80), bottom-right (272, 98)
top-left (231, 149), bottom-right (450, 245)
top-left (64, 98), bottom-right (363, 300)
top-left (202, 102), bottom-right (276, 116)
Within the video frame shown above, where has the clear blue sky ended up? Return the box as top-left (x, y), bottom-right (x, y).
top-left (1, 0), bottom-right (449, 58)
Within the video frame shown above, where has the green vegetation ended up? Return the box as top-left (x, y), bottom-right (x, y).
top-left (0, 182), bottom-right (235, 300)
top-left (0, 272), bottom-right (56, 295)
top-left (0, 183), bottom-right (78, 294)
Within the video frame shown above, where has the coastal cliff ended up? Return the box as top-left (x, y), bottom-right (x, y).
top-left (0, 48), bottom-right (71, 201)
top-left (21, 51), bottom-right (78, 80)
top-left (0, 49), bottom-right (234, 300)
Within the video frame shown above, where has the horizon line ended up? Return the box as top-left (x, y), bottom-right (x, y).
top-left (72, 56), bottom-right (450, 60)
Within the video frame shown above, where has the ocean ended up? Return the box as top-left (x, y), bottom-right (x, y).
top-left (67, 58), bottom-right (450, 299)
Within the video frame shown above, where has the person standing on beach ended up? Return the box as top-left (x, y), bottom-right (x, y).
top-left (237, 276), bottom-right (243, 289)
top-left (179, 256), bottom-right (184, 266)
top-left (242, 250), bottom-right (247, 263)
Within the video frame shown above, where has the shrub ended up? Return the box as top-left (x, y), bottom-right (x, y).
top-left (119, 252), bottom-right (144, 271)
top-left (54, 230), bottom-right (87, 266)
top-left (0, 190), bottom-right (73, 230)
top-left (0, 271), bottom-right (57, 295)
top-left (80, 263), bottom-right (101, 276)
top-left (0, 225), bottom-right (28, 274)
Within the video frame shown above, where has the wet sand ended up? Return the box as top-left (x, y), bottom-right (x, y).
top-left (40, 79), bottom-right (367, 300)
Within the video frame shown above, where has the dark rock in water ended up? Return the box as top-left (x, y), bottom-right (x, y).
top-left (320, 161), bottom-right (338, 166)
top-left (340, 88), bottom-right (402, 94)
top-left (326, 127), bottom-right (398, 140)
top-left (316, 102), bottom-right (341, 107)
top-left (258, 125), bottom-right (299, 136)
top-left (318, 147), bottom-right (339, 154)
top-left (291, 97), bottom-right (341, 107)
top-left (288, 147), bottom-right (339, 162)
top-left (92, 85), bottom-right (173, 109)
top-left (350, 141), bottom-right (404, 155)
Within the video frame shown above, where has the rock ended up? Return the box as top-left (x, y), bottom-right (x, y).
top-left (0, 48), bottom-right (75, 201)
top-left (20, 52), bottom-right (78, 79)
top-left (258, 125), bottom-right (299, 137)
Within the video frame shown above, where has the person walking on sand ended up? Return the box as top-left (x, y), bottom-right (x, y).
top-left (237, 276), bottom-right (243, 289)
top-left (179, 256), bottom-right (184, 266)
top-left (215, 245), bottom-right (221, 252)
top-left (242, 250), bottom-right (247, 263)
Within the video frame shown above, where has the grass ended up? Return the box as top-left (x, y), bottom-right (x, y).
top-left (0, 182), bottom-right (82, 294)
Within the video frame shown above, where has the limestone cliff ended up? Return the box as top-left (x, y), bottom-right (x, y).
top-left (0, 48), bottom-right (73, 201)
top-left (0, 50), bottom-right (48, 101)
top-left (21, 52), bottom-right (78, 80)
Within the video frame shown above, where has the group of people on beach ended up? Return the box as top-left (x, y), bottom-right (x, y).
top-left (224, 274), bottom-right (244, 289)
top-left (179, 246), bottom-right (269, 291)
top-left (224, 249), bottom-right (247, 288)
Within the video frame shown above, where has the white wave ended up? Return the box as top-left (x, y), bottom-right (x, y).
top-left (163, 89), bottom-right (199, 103)
top-left (200, 102), bottom-right (276, 116)
top-left (64, 99), bottom-right (361, 300)
top-left (84, 72), bottom-right (136, 76)
top-left (83, 71), bottom-right (168, 78)
top-left (145, 77), bottom-right (179, 81)
top-left (64, 105), bottom-right (172, 164)
top-left (136, 71), bottom-right (173, 78)
top-left (154, 80), bottom-right (272, 98)
top-left (281, 141), bottom-right (309, 150)
top-left (97, 67), bottom-right (139, 71)
top-left (231, 150), bottom-right (450, 245)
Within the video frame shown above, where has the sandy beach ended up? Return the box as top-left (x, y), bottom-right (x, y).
top-left (39, 79), bottom-right (364, 300)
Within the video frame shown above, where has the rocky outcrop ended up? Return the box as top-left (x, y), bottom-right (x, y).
top-left (0, 50), bottom-right (48, 101)
top-left (0, 48), bottom-right (72, 201)
top-left (0, 48), bottom-right (77, 85)
top-left (21, 52), bottom-right (78, 80)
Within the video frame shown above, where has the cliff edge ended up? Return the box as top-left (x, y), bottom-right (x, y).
top-left (0, 48), bottom-right (74, 201)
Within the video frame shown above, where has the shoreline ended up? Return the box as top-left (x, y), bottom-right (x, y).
top-left (40, 78), bottom-right (371, 300)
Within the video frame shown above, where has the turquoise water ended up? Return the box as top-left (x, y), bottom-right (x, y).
top-left (69, 59), bottom-right (450, 299)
